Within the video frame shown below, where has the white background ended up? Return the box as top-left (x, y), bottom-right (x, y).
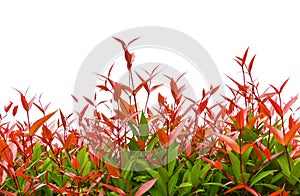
top-left (1, 1), bottom-right (300, 117)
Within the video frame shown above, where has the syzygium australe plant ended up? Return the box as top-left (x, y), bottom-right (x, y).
top-left (0, 38), bottom-right (299, 195)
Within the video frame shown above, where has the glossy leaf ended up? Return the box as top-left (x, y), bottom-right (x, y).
top-left (29, 110), bottom-right (57, 136)
top-left (135, 178), bottom-right (158, 196)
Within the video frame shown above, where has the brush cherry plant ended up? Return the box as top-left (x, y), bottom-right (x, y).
top-left (1, 38), bottom-right (300, 195)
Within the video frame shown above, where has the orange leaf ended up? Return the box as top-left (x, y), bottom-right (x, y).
top-left (135, 178), bottom-right (158, 196)
top-left (236, 109), bottom-right (245, 129)
top-left (224, 184), bottom-right (245, 194)
top-left (29, 110), bottom-right (57, 136)
top-left (64, 132), bottom-right (77, 149)
top-left (217, 134), bottom-right (240, 154)
top-left (42, 125), bottom-right (52, 140)
top-left (72, 157), bottom-right (79, 170)
top-left (258, 102), bottom-right (271, 118)
top-left (157, 129), bottom-right (169, 147)
top-left (265, 124), bottom-right (284, 145)
top-left (284, 122), bottom-right (300, 145)
top-left (105, 163), bottom-right (120, 178)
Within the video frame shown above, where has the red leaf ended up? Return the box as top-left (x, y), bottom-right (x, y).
top-left (157, 129), bottom-right (169, 147)
top-left (242, 47), bottom-right (249, 66)
top-left (169, 119), bottom-right (187, 145)
top-left (283, 95), bottom-right (298, 115)
top-left (64, 132), bottom-right (77, 150)
top-left (279, 78), bottom-right (289, 93)
top-left (29, 110), bottom-right (57, 136)
top-left (105, 163), bottom-right (120, 178)
top-left (258, 102), bottom-right (271, 118)
top-left (202, 156), bottom-right (223, 170)
top-left (198, 98), bottom-right (208, 114)
top-left (84, 96), bottom-right (94, 106)
top-left (235, 109), bottom-right (245, 129)
top-left (71, 94), bottom-right (78, 103)
top-left (269, 184), bottom-right (285, 196)
top-left (4, 102), bottom-right (13, 113)
top-left (258, 142), bottom-right (271, 160)
top-left (170, 78), bottom-right (178, 100)
top-left (42, 125), bottom-right (53, 140)
top-left (224, 184), bottom-right (245, 194)
top-left (268, 97), bottom-right (283, 117)
top-left (137, 139), bottom-right (145, 150)
top-left (96, 85), bottom-right (110, 91)
top-left (59, 110), bottom-right (66, 129)
top-left (20, 93), bottom-right (29, 112)
top-left (102, 184), bottom-right (126, 196)
top-left (0, 190), bottom-right (17, 196)
top-left (135, 178), bottom-right (158, 196)
top-left (72, 157), bottom-right (79, 170)
top-left (0, 138), bottom-right (13, 166)
top-left (244, 186), bottom-right (261, 196)
top-left (158, 93), bottom-right (166, 106)
top-left (248, 54), bottom-right (256, 73)
top-left (12, 105), bottom-right (18, 116)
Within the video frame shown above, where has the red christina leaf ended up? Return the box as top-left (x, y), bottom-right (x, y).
top-left (284, 122), bottom-right (300, 145)
top-left (80, 104), bottom-right (89, 118)
top-left (235, 109), bottom-right (245, 129)
top-left (102, 184), bottom-right (126, 196)
top-left (169, 119), bottom-right (187, 145)
top-left (248, 54), bottom-right (256, 73)
top-left (0, 190), bottom-right (17, 196)
top-left (72, 157), bottom-right (79, 170)
top-left (226, 74), bottom-right (248, 92)
top-left (288, 115), bottom-right (295, 129)
top-left (96, 85), bottom-right (110, 91)
top-left (64, 132), bottom-right (77, 150)
top-left (150, 84), bottom-right (163, 93)
top-left (253, 144), bottom-right (262, 163)
top-left (217, 134), bottom-right (240, 154)
top-left (12, 105), bottom-right (18, 116)
top-left (258, 142), bottom-right (271, 160)
top-left (198, 98), bottom-right (208, 114)
top-left (20, 93), bottom-right (29, 112)
top-left (137, 139), bottom-right (145, 150)
top-left (268, 97), bottom-right (283, 117)
top-left (33, 103), bottom-right (44, 114)
top-left (105, 163), bottom-right (120, 178)
top-left (29, 110), bottom-right (57, 136)
top-left (157, 129), bottom-right (169, 147)
top-left (71, 94), bottom-right (78, 103)
top-left (170, 78), bottom-right (178, 100)
top-left (202, 156), bottom-right (223, 170)
top-left (0, 138), bottom-right (13, 166)
top-left (135, 178), bottom-right (158, 196)
top-left (59, 110), bottom-right (66, 129)
top-left (83, 96), bottom-right (94, 106)
top-left (242, 47), bottom-right (249, 67)
top-left (265, 124), bottom-right (284, 145)
top-left (42, 125), bottom-right (53, 140)
top-left (269, 184), bottom-right (285, 196)
top-left (158, 93), bottom-right (166, 106)
top-left (279, 78), bottom-right (289, 93)
top-left (224, 184), bottom-right (245, 194)
top-left (244, 186), bottom-right (261, 196)
top-left (4, 102), bottom-right (13, 113)
top-left (46, 183), bottom-right (63, 194)
top-left (241, 144), bottom-right (252, 155)
top-left (112, 37), bottom-right (126, 50)
top-left (283, 95), bottom-right (298, 115)
top-left (258, 102), bottom-right (271, 118)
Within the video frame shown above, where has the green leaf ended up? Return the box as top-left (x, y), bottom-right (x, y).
top-left (139, 112), bottom-right (149, 142)
top-left (190, 159), bottom-right (201, 186)
top-left (32, 142), bottom-right (42, 162)
top-left (128, 121), bottom-right (139, 136)
top-left (228, 151), bottom-right (241, 181)
top-left (250, 170), bottom-right (277, 187)
top-left (255, 183), bottom-right (280, 191)
top-left (289, 160), bottom-right (300, 185)
top-left (146, 135), bottom-right (158, 151)
top-left (77, 146), bottom-right (88, 172)
top-left (178, 182), bottom-right (193, 188)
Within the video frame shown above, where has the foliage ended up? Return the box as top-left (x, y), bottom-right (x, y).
top-left (1, 38), bottom-right (300, 195)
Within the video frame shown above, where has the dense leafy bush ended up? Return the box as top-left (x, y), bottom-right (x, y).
top-left (1, 38), bottom-right (300, 195)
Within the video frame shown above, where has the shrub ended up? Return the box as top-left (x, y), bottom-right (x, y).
top-left (0, 38), bottom-right (299, 195)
